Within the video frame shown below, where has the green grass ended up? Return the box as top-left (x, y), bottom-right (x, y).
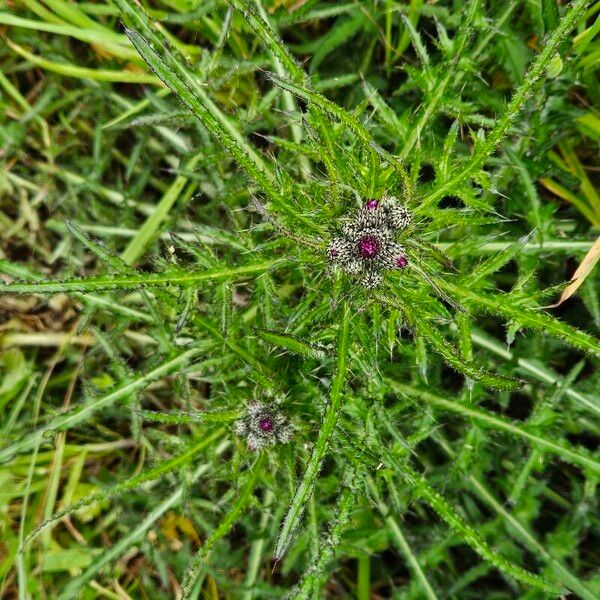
top-left (1, 0), bottom-right (599, 598)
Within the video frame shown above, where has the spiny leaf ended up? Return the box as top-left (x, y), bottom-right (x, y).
top-left (420, 0), bottom-right (593, 210)
top-left (443, 281), bottom-right (600, 360)
top-left (390, 381), bottom-right (600, 475)
top-left (400, 464), bottom-right (565, 595)
top-left (463, 232), bottom-right (534, 287)
top-left (256, 328), bottom-right (326, 360)
top-left (343, 435), bottom-right (565, 595)
top-left (414, 314), bottom-right (520, 391)
top-left (292, 480), bottom-right (355, 599)
top-left (0, 261), bottom-right (285, 294)
top-left (66, 221), bottom-right (135, 273)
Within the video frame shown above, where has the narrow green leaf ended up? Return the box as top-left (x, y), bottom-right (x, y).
top-left (0, 347), bottom-right (207, 463)
top-left (293, 482), bottom-right (355, 599)
top-left (414, 315), bottom-right (519, 390)
top-left (344, 436), bottom-right (565, 595)
top-left (0, 12), bottom-right (138, 60)
top-left (463, 233), bottom-right (533, 286)
top-left (471, 328), bottom-right (600, 417)
top-left (0, 261), bottom-right (152, 323)
top-left (367, 476), bottom-right (438, 600)
top-left (120, 151), bottom-right (203, 264)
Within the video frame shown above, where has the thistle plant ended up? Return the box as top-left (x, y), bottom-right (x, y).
top-left (234, 401), bottom-right (292, 450)
top-left (1, 0), bottom-right (599, 599)
top-left (327, 196), bottom-right (411, 288)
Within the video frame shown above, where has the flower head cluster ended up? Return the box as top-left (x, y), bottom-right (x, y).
top-left (327, 196), bottom-right (411, 288)
top-left (234, 401), bottom-right (292, 451)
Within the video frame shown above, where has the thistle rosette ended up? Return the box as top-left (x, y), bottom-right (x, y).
top-left (234, 401), bottom-right (292, 451)
top-left (327, 196), bottom-right (411, 288)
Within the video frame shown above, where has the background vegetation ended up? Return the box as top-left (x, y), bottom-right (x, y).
top-left (1, 0), bottom-right (599, 598)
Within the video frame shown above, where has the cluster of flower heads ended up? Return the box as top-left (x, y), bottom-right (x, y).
top-left (327, 195), bottom-right (411, 288)
top-left (234, 401), bottom-right (292, 451)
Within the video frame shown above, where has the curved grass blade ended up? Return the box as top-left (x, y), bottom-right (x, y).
top-left (5, 38), bottom-right (159, 84)
top-left (0, 346), bottom-right (208, 463)
top-left (0, 12), bottom-right (138, 61)
top-left (470, 327), bottom-right (600, 417)
top-left (21, 429), bottom-right (224, 551)
top-left (367, 475), bottom-right (439, 600)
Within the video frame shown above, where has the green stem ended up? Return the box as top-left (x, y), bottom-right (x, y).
top-left (357, 554), bottom-right (371, 600)
top-left (274, 301), bottom-right (352, 559)
top-left (293, 481), bottom-right (355, 599)
top-left (387, 518), bottom-right (437, 600)
top-left (182, 454), bottom-right (266, 598)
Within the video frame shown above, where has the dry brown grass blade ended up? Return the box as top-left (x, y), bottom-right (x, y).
top-left (546, 236), bottom-right (600, 308)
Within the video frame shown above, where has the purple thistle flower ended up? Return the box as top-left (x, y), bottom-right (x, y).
top-left (234, 402), bottom-right (292, 451)
top-left (327, 195), bottom-right (411, 288)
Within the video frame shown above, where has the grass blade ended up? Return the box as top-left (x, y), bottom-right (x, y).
top-left (0, 347), bottom-right (207, 463)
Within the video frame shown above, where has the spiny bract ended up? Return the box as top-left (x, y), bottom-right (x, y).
top-left (328, 196), bottom-right (411, 288)
top-left (234, 401), bottom-right (292, 451)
